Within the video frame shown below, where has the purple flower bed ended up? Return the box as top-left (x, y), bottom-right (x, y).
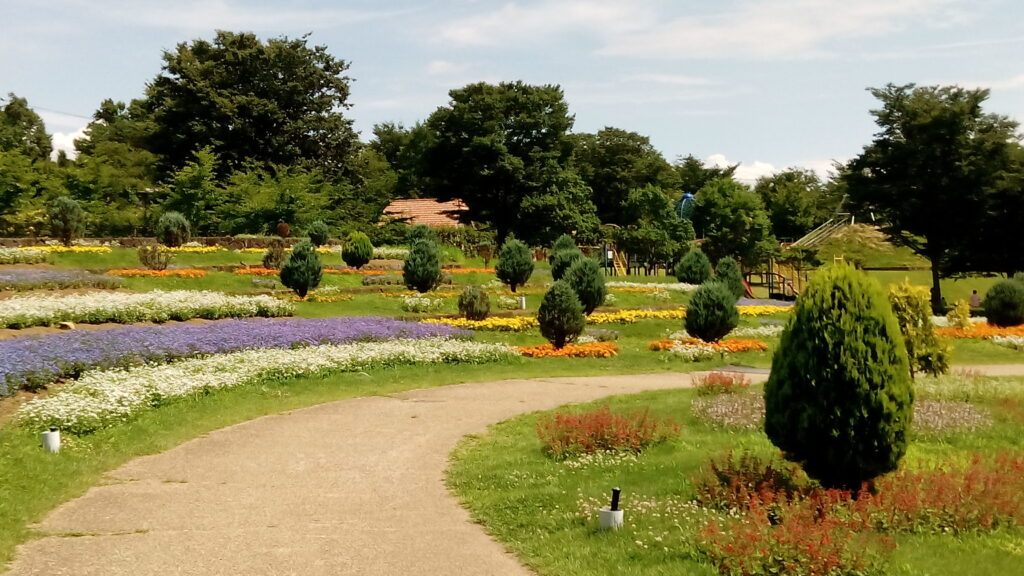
top-left (0, 317), bottom-right (470, 396)
top-left (0, 269), bottom-right (123, 291)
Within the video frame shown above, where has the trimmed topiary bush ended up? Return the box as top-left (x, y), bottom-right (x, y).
top-left (764, 263), bottom-right (913, 490)
top-left (403, 239), bottom-right (442, 293)
top-left (279, 240), bottom-right (322, 298)
top-left (48, 196), bottom-right (85, 247)
top-left (715, 256), bottom-right (744, 300)
top-left (262, 238), bottom-right (286, 270)
top-left (495, 237), bottom-right (534, 293)
top-left (306, 220), bottom-right (330, 247)
top-left (684, 280), bottom-right (739, 342)
top-left (156, 211), bottom-right (191, 247)
top-left (458, 285), bottom-right (491, 321)
top-left (888, 280), bottom-right (951, 378)
top-left (342, 232), bottom-right (373, 269)
top-left (548, 234), bottom-right (577, 264)
top-left (983, 279), bottom-right (1024, 327)
top-left (676, 247), bottom-right (712, 284)
top-left (564, 257), bottom-right (607, 315)
top-left (551, 248), bottom-right (584, 281)
top-left (538, 280), bottom-right (586, 349)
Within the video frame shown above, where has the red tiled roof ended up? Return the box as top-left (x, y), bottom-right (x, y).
top-left (382, 198), bottom-right (467, 227)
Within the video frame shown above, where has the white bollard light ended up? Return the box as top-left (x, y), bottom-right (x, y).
top-left (41, 428), bottom-right (61, 454)
top-left (599, 487), bottom-right (624, 531)
top-left (519, 295), bottom-right (527, 310)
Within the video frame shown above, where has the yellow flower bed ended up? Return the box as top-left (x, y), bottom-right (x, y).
top-left (587, 308), bottom-right (688, 324)
top-left (422, 316), bottom-right (538, 331)
top-left (163, 246), bottom-right (225, 253)
top-left (20, 245), bottom-right (111, 254)
top-left (737, 305), bottom-right (790, 316)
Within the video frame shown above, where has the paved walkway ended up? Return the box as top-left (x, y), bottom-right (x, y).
top-left (7, 365), bottom-right (1024, 575)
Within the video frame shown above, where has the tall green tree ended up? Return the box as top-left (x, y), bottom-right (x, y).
top-left (754, 168), bottom-right (836, 240)
top-left (144, 31), bottom-right (358, 179)
top-left (692, 178), bottom-right (777, 266)
top-left (674, 154), bottom-right (737, 194)
top-left (572, 127), bottom-right (676, 225)
top-left (370, 121), bottom-right (431, 198)
top-left (423, 81), bottom-right (597, 245)
top-left (164, 147), bottom-right (224, 235)
top-left (614, 185), bottom-right (694, 274)
top-left (844, 83), bottom-right (1023, 311)
top-left (0, 93), bottom-right (52, 161)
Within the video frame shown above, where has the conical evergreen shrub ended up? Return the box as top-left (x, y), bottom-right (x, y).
top-left (156, 211), bottom-right (191, 247)
top-left (684, 281), bottom-right (739, 342)
top-left (564, 257), bottom-right (607, 315)
top-left (495, 237), bottom-right (534, 293)
top-left (551, 248), bottom-right (584, 281)
top-left (538, 280), bottom-right (586, 348)
top-left (279, 240), bottom-right (322, 298)
top-left (764, 263), bottom-right (913, 490)
top-left (715, 256), bottom-right (744, 300)
top-left (403, 239), bottom-right (441, 293)
top-left (342, 232), bottom-right (373, 269)
top-left (676, 247), bottom-right (712, 284)
top-left (548, 234), bottom-right (577, 264)
top-left (306, 220), bottom-right (330, 247)
top-left (983, 279), bottom-right (1024, 327)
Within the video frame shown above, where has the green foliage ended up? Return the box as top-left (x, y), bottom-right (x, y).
top-left (844, 83), bottom-right (1024, 309)
top-left (613, 185), bottom-right (695, 273)
top-left (564, 257), bottom-right (607, 315)
top-left (279, 240), bottom-right (322, 298)
top-left (754, 168), bottom-right (836, 240)
top-left (137, 245), bottom-right (172, 271)
top-left (684, 281), bottom-right (740, 343)
top-left (403, 239), bottom-right (442, 293)
top-left (549, 235), bottom-right (577, 263)
top-left (156, 211), bottom-right (191, 247)
top-left (406, 224), bottom-right (437, 245)
top-left (946, 299), bottom-right (973, 329)
top-left (983, 280), bottom-right (1024, 327)
top-left (262, 238), bottom-right (286, 270)
top-left (550, 248), bottom-right (584, 281)
top-left (458, 285), bottom-right (491, 321)
top-left (693, 178), bottom-right (777, 265)
top-left (0, 93), bottom-right (52, 161)
top-left (673, 155), bottom-right (737, 194)
top-left (888, 280), bottom-right (951, 378)
top-left (764, 264), bottom-right (913, 490)
top-left (145, 31), bottom-right (358, 179)
top-left (164, 147), bottom-right (222, 235)
top-left (538, 280), bottom-right (586, 349)
top-left (495, 237), bottom-right (534, 293)
top-left (47, 196), bottom-right (85, 246)
top-left (342, 232), bottom-right (373, 269)
top-left (715, 256), bottom-right (745, 300)
top-left (675, 247), bottom-right (712, 284)
top-left (423, 81), bottom-right (597, 245)
top-left (306, 220), bottom-right (330, 247)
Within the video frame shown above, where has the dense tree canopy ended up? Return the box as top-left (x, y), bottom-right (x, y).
top-left (844, 83), bottom-right (1023, 310)
top-left (145, 31), bottom-right (358, 179)
top-left (692, 178), bottom-right (777, 266)
top-left (614, 185), bottom-right (694, 273)
top-left (754, 168), bottom-right (836, 241)
top-left (0, 94), bottom-right (52, 161)
top-left (423, 81), bottom-right (597, 246)
top-left (674, 154), bottom-right (737, 194)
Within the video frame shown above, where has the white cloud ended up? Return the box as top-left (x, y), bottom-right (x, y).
top-left (628, 73), bottom-right (713, 86)
top-left (705, 153), bottom-right (778, 183)
top-left (599, 0), bottom-right (968, 60)
top-left (970, 73), bottom-right (1024, 91)
top-left (425, 60), bottom-right (468, 76)
top-left (50, 126), bottom-right (87, 161)
top-left (440, 1), bottom-right (652, 46)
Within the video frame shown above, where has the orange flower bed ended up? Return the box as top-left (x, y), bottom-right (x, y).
top-left (936, 323), bottom-right (1024, 339)
top-left (519, 342), bottom-right (619, 358)
top-left (648, 338), bottom-right (768, 353)
top-left (107, 269), bottom-right (207, 278)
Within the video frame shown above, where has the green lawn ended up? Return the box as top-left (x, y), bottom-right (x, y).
top-left (447, 378), bottom-right (1024, 576)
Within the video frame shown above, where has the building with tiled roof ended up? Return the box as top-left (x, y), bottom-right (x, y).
top-left (381, 198), bottom-right (468, 228)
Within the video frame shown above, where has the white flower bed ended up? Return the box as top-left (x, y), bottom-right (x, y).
top-left (606, 281), bottom-right (697, 292)
top-left (18, 338), bottom-right (516, 434)
top-left (669, 342), bottom-right (717, 361)
top-left (401, 295), bottom-right (445, 313)
top-left (495, 295), bottom-right (521, 310)
top-left (0, 290), bottom-right (294, 328)
top-left (991, 335), bottom-right (1024, 350)
top-left (0, 247), bottom-right (48, 264)
top-left (731, 325), bottom-right (785, 338)
top-left (374, 246), bottom-right (409, 260)
top-left (930, 316), bottom-right (987, 327)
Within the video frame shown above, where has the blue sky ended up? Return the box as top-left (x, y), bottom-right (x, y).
top-left (3, 0), bottom-right (1022, 182)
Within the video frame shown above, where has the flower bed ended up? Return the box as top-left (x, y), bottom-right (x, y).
top-left (0, 269), bottom-right (123, 291)
top-left (936, 323), bottom-right (1024, 339)
top-left (234, 267), bottom-right (390, 276)
top-left (536, 404), bottom-right (679, 459)
top-left (0, 290), bottom-right (293, 329)
top-left (0, 316), bottom-right (469, 397)
top-left (423, 316), bottom-right (538, 331)
top-left (163, 246), bottom-right (225, 253)
top-left (0, 247), bottom-right (48, 264)
top-left (737, 305), bottom-right (791, 316)
top-left (649, 338), bottom-right (769, 353)
top-left (518, 342), bottom-right (619, 358)
top-left (992, 335), bottom-right (1024, 350)
top-left (19, 245), bottom-right (111, 254)
top-left (17, 338), bottom-right (516, 434)
top-left (588, 308), bottom-right (688, 324)
top-left (606, 281), bottom-right (697, 292)
top-left (107, 269), bottom-right (207, 278)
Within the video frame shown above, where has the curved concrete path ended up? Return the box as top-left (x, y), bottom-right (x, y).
top-left (6, 365), bottom-right (1023, 575)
